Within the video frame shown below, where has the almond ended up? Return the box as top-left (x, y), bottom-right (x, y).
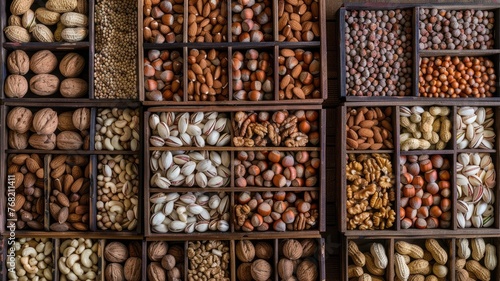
top-left (358, 128), bottom-right (374, 138)
top-left (57, 192), bottom-right (70, 207)
top-left (12, 154), bottom-right (30, 165)
top-left (347, 138), bottom-right (358, 149)
top-left (50, 202), bottom-right (61, 218)
top-left (51, 164), bottom-right (66, 179)
top-left (58, 206), bottom-right (69, 223)
top-left (71, 222), bottom-right (88, 230)
top-left (359, 120), bottom-right (375, 128)
top-left (50, 222), bottom-right (69, 231)
top-left (14, 194), bottom-right (26, 212)
top-left (70, 177), bottom-right (84, 193)
top-left (63, 174), bottom-right (75, 194)
top-left (50, 155), bottom-right (68, 169)
top-left (25, 157), bottom-right (40, 173)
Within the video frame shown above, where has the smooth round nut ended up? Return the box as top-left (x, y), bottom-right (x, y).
top-left (7, 50), bottom-right (29, 75)
top-left (30, 50), bottom-right (58, 74)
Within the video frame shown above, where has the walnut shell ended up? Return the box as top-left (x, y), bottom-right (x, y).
top-left (56, 131), bottom-right (83, 150)
top-left (237, 263), bottom-right (253, 281)
top-left (30, 50), bottom-right (58, 74)
top-left (60, 78), bottom-right (88, 98)
top-left (124, 257), bottom-right (142, 281)
top-left (236, 240), bottom-right (256, 262)
top-left (300, 239), bottom-right (317, 258)
top-left (33, 108), bottom-right (58, 135)
top-left (283, 239), bottom-right (303, 260)
top-left (5, 74), bottom-right (28, 98)
top-left (148, 241), bottom-right (168, 261)
top-left (278, 258), bottom-right (295, 279)
top-left (59, 52), bottom-right (85, 77)
top-left (161, 254), bottom-right (176, 270)
top-left (167, 267), bottom-right (181, 280)
top-left (8, 130), bottom-right (29, 149)
top-left (7, 107), bottom-right (33, 133)
top-left (147, 262), bottom-right (166, 281)
top-left (128, 241), bottom-right (142, 258)
top-left (72, 108), bottom-right (90, 131)
top-left (57, 111), bottom-right (76, 131)
top-left (104, 242), bottom-right (129, 263)
top-left (255, 242), bottom-right (274, 259)
top-left (296, 260), bottom-right (317, 281)
top-left (30, 74), bottom-right (59, 96)
top-left (105, 263), bottom-right (124, 281)
top-left (7, 50), bottom-right (29, 75)
top-left (251, 259), bottom-right (272, 281)
top-left (167, 245), bottom-right (184, 263)
top-left (29, 133), bottom-right (56, 150)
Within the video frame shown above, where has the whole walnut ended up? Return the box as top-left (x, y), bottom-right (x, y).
top-left (236, 240), bottom-right (256, 262)
top-left (296, 260), bottom-right (318, 281)
top-left (161, 254), bottom-right (176, 270)
top-left (278, 258), bottom-right (295, 279)
top-left (8, 130), bottom-right (29, 149)
top-left (33, 108), bottom-right (58, 135)
top-left (7, 50), bottom-right (29, 75)
top-left (29, 74), bottom-right (60, 96)
top-left (29, 133), bottom-right (56, 150)
top-left (255, 242), bottom-right (273, 259)
top-left (251, 259), bottom-right (272, 281)
top-left (105, 263), bottom-right (125, 281)
top-left (148, 241), bottom-right (168, 261)
top-left (72, 108), bottom-right (90, 131)
top-left (237, 263), bottom-right (253, 281)
top-left (128, 241), bottom-right (142, 258)
top-left (59, 52), bottom-right (85, 77)
top-left (60, 78), bottom-right (88, 98)
top-left (105, 242), bottom-right (129, 263)
top-left (167, 266), bottom-right (182, 280)
top-left (56, 131), bottom-right (83, 150)
top-left (7, 107), bottom-right (33, 133)
top-left (300, 239), bottom-right (317, 258)
top-left (283, 239), bottom-right (303, 260)
top-left (57, 111), bottom-right (77, 131)
top-left (167, 244), bottom-right (184, 262)
top-left (124, 257), bottom-right (142, 281)
top-left (5, 74), bottom-right (28, 98)
top-left (147, 262), bottom-right (166, 281)
top-left (30, 50), bottom-right (58, 74)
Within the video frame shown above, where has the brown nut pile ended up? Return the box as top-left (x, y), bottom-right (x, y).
top-left (400, 155), bottom-right (452, 230)
top-left (234, 151), bottom-right (320, 188)
top-left (187, 48), bottom-right (229, 101)
top-left (347, 240), bottom-right (388, 280)
top-left (346, 106), bottom-right (394, 150)
top-left (278, 239), bottom-right (319, 281)
top-left (236, 240), bottom-right (274, 281)
top-left (279, 48), bottom-right (321, 100)
top-left (232, 49), bottom-right (274, 101)
top-left (6, 0), bottom-right (88, 43)
top-left (188, 0), bottom-right (227, 43)
top-left (278, 0), bottom-right (320, 42)
top-left (345, 9), bottom-right (413, 97)
top-left (456, 238), bottom-right (496, 281)
top-left (188, 240), bottom-right (230, 281)
top-left (5, 50), bottom-right (87, 98)
top-left (49, 155), bottom-right (90, 231)
top-left (144, 49), bottom-right (183, 101)
top-left (394, 239), bottom-right (449, 281)
top-left (143, 0), bottom-right (183, 43)
top-left (346, 153), bottom-right (396, 230)
top-left (231, 0), bottom-right (272, 42)
top-left (104, 241), bottom-right (142, 281)
top-left (232, 110), bottom-right (320, 147)
top-left (147, 241), bottom-right (184, 281)
top-left (400, 106), bottom-right (451, 151)
top-left (7, 107), bottom-right (90, 150)
top-left (95, 0), bottom-right (137, 99)
top-left (234, 191), bottom-right (319, 232)
top-left (7, 154), bottom-right (45, 230)
top-left (419, 56), bottom-right (496, 98)
top-left (419, 9), bottom-right (495, 50)
top-left (7, 238), bottom-right (54, 280)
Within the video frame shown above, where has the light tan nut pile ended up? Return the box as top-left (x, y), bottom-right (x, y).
top-left (188, 241), bottom-right (230, 280)
top-left (95, 108), bottom-right (140, 151)
top-left (7, 238), bottom-right (54, 281)
top-left (395, 239), bottom-right (449, 281)
top-left (347, 240), bottom-right (388, 280)
top-left (400, 106), bottom-right (451, 151)
top-left (58, 239), bottom-right (98, 280)
top-left (346, 106), bottom-right (394, 150)
top-left (456, 238), bottom-right (496, 281)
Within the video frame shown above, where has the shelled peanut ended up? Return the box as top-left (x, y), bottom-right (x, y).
top-left (278, 239), bottom-right (319, 281)
top-left (279, 48), bottom-right (321, 100)
top-left (143, 0), bottom-right (183, 43)
top-left (234, 150), bottom-right (319, 188)
top-left (236, 240), bottom-right (274, 281)
top-left (456, 238), bottom-right (496, 281)
top-left (187, 49), bottom-right (229, 101)
top-left (6, 0), bottom-right (88, 43)
top-left (6, 107), bottom-right (90, 150)
top-left (234, 191), bottom-right (319, 232)
top-left (95, 108), bottom-right (140, 151)
top-left (346, 153), bottom-right (396, 230)
top-left (233, 49), bottom-right (274, 101)
top-left (419, 9), bottom-right (495, 50)
top-left (400, 155), bottom-right (452, 229)
top-left (49, 155), bottom-right (90, 231)
top-left (419, 56), bottom-right (496, 98)
top-left (5, 50), bottom-right (87, 98)
top-left (456, 153), bottom-right (496, 228)
top-left (232, 0), bottom-right (272, 42)
top-left (457, 107), bottom-right (495, 149)
top-left (58, 239), bottom-right (98, 280)
top-left (232, 109), bottom-right (320, 147)
top-left (395, 239), bottom-right (449, 281)
top-left (188, 241), bottom-right (230, 281)
top-left (147, 241), bottom-right (184, 281)
top-left (149, 111), bottom-right (231, 148)
top-left (400, 106), bottom-right (451, 151)
top-left (7, 154), bottom-right (45, 230)
top-left (278, 0), bottom-right (320, 42)
top-left (347, 241), bottom-right (388, 280)
top-left (151, 150), bottom-right (230, 188)
top-left (150, 192), bottom-right (230, 233)
top-left (97, 155), bottom-right (139, 231)
top-left (345, 9), bottom-right (413, 97)
top-left (188, 0), bottom-right (227, 42)
top-left (144, 49), bottom-right (183, 101)
top-left (104, 241), bottom-right (142, 281)
top-left (346, 107), bottom-right (393, 150)
top-left (6, 238), bottom-right (54, 281)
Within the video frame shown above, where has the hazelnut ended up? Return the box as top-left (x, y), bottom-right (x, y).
top-left (236, 240), bottom-right (256, 262)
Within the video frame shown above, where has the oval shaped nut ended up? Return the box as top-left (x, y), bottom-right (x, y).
top-left (194, 135), bottom-right (205, 147)
top-left (458, 107), bottom-right (475, 116)
top-left (181, 161), bottom-right (196, 176)
top-left (166, 165), bottom-right (181, 180)
top-left (195, 221), bottom-right (209, 232)
top-left (22, 9), bottom-right (36, 29)
top-left (190, 112), bottom-right (204, 124)
top-left (150, 136), bottom-right (165, 147)
top-left (195, 172), bottom-right (208, 188)
top-left (150, 212), bottom-right (166, 226)
top-left (216, 133), bottom-right (231, 147)
top-left (196, 159), bottom-right (212, 172)
top-left (155, 176), bottom-right (171, 189)
top-left (221, 151), bottom-right (230, 167)
top-left (168, 220), bottom-right (186, 232)
top-left (149, 114), bottom-right (160, 130)
top-left (60, 12), bottom-right (88, 27)
top-left (4, 26), bottom-right (30, 43)
top-left (150, 193), bottom-right (168, 204)
top-left (35, 7), bottom-right (60, 25)
top-left (187, 124), bottom-right (202, 136)
top-left (160, 151), bottom-right (173, 171)
top-left (187, 204), bottom-right (203, 215)
top-left (203, 119), bottom-right (216, 135)
top-left (463, 165), bottom-right (481, 177)
top-left (157, 121), bottom-right (170, 139)
top-left (173, 154), bottom-right (190, 165)
top-left (206, 130), bottom-right (220, 146)
top-left (208, 195), bottom-right (221, 209)
top-left (61, 27), bottom-right (88, 42)
top-left (31, 24), bottom-right (55, 42)
top-left (208, 176), bottom-right (224, 188)
top-left (165, 136), bottom-right (183, 147)
top-left (457, 212), bottom-right (466, 228)
top-left (179, 193), bottom-right (196, 204)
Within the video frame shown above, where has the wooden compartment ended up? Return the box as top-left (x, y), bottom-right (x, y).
top-left (453, 237), bottom-right (500, 281)
top-left (343, 237), bottom-right (393, 281)
top-left (99, 239), bottom-right (145, 281)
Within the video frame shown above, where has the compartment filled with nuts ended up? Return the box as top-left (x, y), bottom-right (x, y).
top-left (96, 155), bottom-right (139, 232)
top-left (143, 0), bottom-right (183, 43)
top-left (6, 106), bottom-right (91, 151)
top-left (278, 238), bottom-right (321, 281)
top-left (233, 48), bottom-right (274, 101)
top-left (345, 106), bottom-right (394, 150)
top-left (58, 238), bottom-right (99, 280)
top-left (188, 0), bottom-right (227, 43)
top-left (4, 50), bottom-right (89, 99)
top-left (235, 240), bottom-right (274, 281)
top-left (144, 49), bottom-right (183, 102)
top-left (188, 240), bottom-right (230, 281)
top-left (6, 154), bottom-right (46, 231)
top-left (346, 239), bottom-right (390, 281)
top-left (394, 239), bottom-right (451, 281)
top-left (400, 154), bottom-right (453, 230)
top-left (147, 241), bottom-right (184, 281)
top-left (95, 107), bottom-right (140, 151)
top-left (187, 48), bottom-right (229, 102)
top-left (457, 106), bottom-right (496, 149)
top-left (148, 191), bottom-right (230, 235)
top-left (102, 240), bottom-right (142, 281)
top-left (278, 48), bottom-right (321, 100)
top-left (4, 0), bottom-right (90, 43)
top-left (48, 155), bottom-right (90, 231)
top-left (277, 0), bottom-right (322, 42)
top-left (232, 0), bottom-right (273, 42)
top-left (455, 237), bottom-right (499, 281)
top-left (5, 238), bottom-right (55, 281)
top-left (234, 191), bottom-right (320, 232)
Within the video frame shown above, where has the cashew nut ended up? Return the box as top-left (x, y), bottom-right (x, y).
top-left (58, 257), bottom-right (71, 275)
top-left (21, 256), bottom-right (38, 274)
top-left (70, 240), bottom-right (79, 248)
top-left (29, 257), bottom-right (38, 266)
top-left (63, 246), bottom-right (76, 257)
top-left (36, 253), bottom-right (45, 261)
top-left (66, 254), bottom-right (80, 268)
top-left (66, 272), bottom-right (78, 281)
top-left (75, 244), bottom-right (85, 255)
top-left (60, 240), bottom-right (72, 252)
top-left (22, 247), bottom-right (37, 257)
top-left (36, 243), bottom-right (45, 253)
top-left (19, 276), bottom-right (28, 281)
top-left (80, 249), bottom-right (93, 268)
top-left (89, 253), bottom-right (98, 264)
top-left (38, 260), bottom-right (47, 270)
top-left (83, 271), bottom-right (96, 280)
top-left (71, 263), bottom-right (84, 276)
top-left (84, 239), bottom-right (92, 249)
top-left (43, 268), bottom-right (53, 280)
